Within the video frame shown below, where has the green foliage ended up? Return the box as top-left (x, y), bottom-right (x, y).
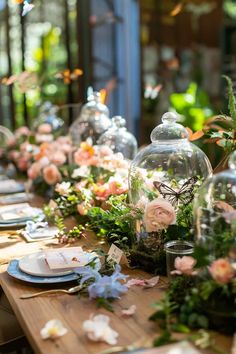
top-left (223, 75), bottom-right (236, 129)
top-left (86, 194), bottom-right (141, 248)
top-left (169, 82), bottom-right (213, 131)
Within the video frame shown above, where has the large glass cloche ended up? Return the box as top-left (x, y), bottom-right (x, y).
top-left (194, 151), bottom-right (236, 257)
top-left (69, 91), bottom-right (111, 145)
top-left (97, 116), bottom-right (138, 160)
top-left (128, 112), bottom-right (212, 253)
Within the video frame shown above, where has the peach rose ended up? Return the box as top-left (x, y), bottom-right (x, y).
top-left (37, 123), bottom-right (52, 134)
top-left (77, 202), bottom-right (90, 216)
top-left (43, 164), bottom-right (62, 185)
top-left (209, 258), bottom-right (235, 285)
top-left (143, 198), bottom-right (176, 233)
top-left (171, 256), bottom-right (197, 276)
top-left (49, 151), bottom-right (66, 166)
top-left (27, 162), bottom-right (42, 180)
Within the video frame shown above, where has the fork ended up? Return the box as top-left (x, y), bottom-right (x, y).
top-left (20, 285), bottom-right (81, 299)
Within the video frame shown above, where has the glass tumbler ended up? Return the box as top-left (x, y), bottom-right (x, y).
top-left (164, 240), bottom-right (194, 279)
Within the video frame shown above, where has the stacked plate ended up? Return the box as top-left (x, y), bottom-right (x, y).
top-left (0, 203), bottom-right (43, 228)
top-left (7, 250), bottom-right (100, 284)
top-left (0, 180), bottom-right (25, 195)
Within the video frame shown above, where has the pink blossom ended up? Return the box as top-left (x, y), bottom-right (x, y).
top-left (77, 202), bottom-right (89, 216)
top-left (126, 276), bottom-right (159, 288)
top-left (74, 180), bottom-right (88, 192)
top-left (74, 149), bottom-right (98, 166)
top-left (171, 256), bottom-right (197, 276)
top-left (43, 164), bottom-right (62, 185)
top-left (209, 258), bottom-right (235, 285)
top-left (108, 178), bottom-right (128, 195)
top-left (93, 183), bottom-right (111, 200)
top-left (49, 152), bottom-right (66, 166)
top-left (17, 157), bottom-right (29, 171)
top-left (8, 150), bottom-right (20, 161)
top-left (37, 123), bottom-right (52, 134)
top-left (15, 126), bottom-right (30, 137)
top-left (143, 198), bottom-right (176, 233)
top-left (98, 146), bottom-right (113, 157)
top-left (121, 305), bottom-right (136, 316)
top-left (7, 138), bottom-right (17, 147)
top-left (27, 162), bottom-right (42, 180)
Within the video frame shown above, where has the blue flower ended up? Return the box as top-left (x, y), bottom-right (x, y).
top-left (74, 264), bottom-right (128, 299)
top-left (88, 265), bottom-right (128, 299)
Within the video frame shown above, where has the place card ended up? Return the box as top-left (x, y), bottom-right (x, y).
top-left (44, 247), bottom-right (90, 269)
top-left (107, 243), bottom-right (123, 264)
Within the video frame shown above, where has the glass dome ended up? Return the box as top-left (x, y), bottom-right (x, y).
top-left (194, 151), bottom-right (236, 257)
top-left (32, 102), bottom-right (64, 136)
top-left (97, 116), bottom-right (138, 159)
top-left (128, 112), bottom-right (212, 253)
top-left (69, 91), bottom-right (111, 145)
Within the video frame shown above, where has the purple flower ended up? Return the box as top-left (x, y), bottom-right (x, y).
top-left (75, 265), bottom-right (128, 299)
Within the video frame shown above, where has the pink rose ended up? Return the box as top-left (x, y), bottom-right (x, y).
top-left (77, 202), bottom-right (89, 216)
top-left (93, 183), bottom-right (111, 200)
top-left (143, 198), bottom-right (176, 232)
top-left (43, 164), bottom-right (62, 185)
top-left (27, 162), bottom-right (42, 180)
top-left (171, 256), bottom-right (197, 276)
top-left (74, 150), bottom-right (98, 166)
top-left (37, 123), bottom-right (52, 134)
top-left (49, 152), bottom-right (66, 166)
top-left (209, 258), bottom-right (235, 285)
top-left (15, 126), bottom-right (30, 137)
top-left (108, 179), bottom-right (128, 195)
top-left (17, 157), bottom-right (29, 171)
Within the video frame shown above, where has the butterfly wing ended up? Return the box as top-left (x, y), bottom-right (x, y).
top-left (153, 181), bottom-right (178, 205)
top-left (177, 176), bottom-right (198, 205)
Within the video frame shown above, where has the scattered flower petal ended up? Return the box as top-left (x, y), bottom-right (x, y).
top-left (83, 314), bottom-right (118, 345)
top-left (126, 276), bottom-right (159, 288)
top-left (121, 305), bottom-right (136, 316)
top-left (40, 319), bottom-right (68, 340)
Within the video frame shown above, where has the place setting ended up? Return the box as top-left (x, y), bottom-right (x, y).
top-left (7, 246), bottom-right (100, 288)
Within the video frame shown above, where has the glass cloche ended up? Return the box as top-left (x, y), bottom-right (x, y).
top-left (97, 116), bottom-right (138, 159)
top-left (128, 111), bottom-right (212, 261)
top-left (194, 151), bottom-right (236, 258)
top-left (32, 102), bottom-right (64, 137)
top-left (69, 91), bottom-right (111, 145)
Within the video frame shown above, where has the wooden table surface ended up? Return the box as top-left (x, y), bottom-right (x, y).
top-left (0, 196), bottom-right (233, 354)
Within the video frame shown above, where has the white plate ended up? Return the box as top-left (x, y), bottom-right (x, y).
top-left (18, 251), bottom-right (101, 277)
top-left (19, 252), bottom-right (73, 277)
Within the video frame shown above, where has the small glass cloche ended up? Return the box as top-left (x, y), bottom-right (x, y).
top-left (194, 151), bottom-right (236, 257)
top-left (32, 102), bottom-right (64, 137)
top-left (97, 116), bottom-right (138, 159)
top-left (128, 112), bottom-right (212, 256)
top-left (69, 91), bottom-right (111, 145)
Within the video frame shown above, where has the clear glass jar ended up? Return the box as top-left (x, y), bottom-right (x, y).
top-left (69, 91), bottom-right (111, 145)
top-left (97, 116), bottom-right (138, 159)
top-left (32, 102), bottom-right (64, 134)
top-left (194, 151), bottom-right (236, 257)
top-left (128, 112), bottom-right (212, 253)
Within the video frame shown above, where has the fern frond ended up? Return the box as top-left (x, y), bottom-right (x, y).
top-left (223, 75), bottom-right (236, 129)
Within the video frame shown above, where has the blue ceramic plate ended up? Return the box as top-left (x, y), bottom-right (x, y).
top-left (7, 260), bottom-right (79, 284)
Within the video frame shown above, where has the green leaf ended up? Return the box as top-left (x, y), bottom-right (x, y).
top-left (171, 323), bottom-right (190, 333)
top-left (223, 75), bottom-right (236, 128)
top-left (153, 331), bottom-right (172, 347)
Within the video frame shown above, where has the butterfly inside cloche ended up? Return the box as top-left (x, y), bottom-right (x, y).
top-left (128, 112), bottom-right (212, 254)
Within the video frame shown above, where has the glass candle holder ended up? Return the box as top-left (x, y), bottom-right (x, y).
top-left (164, 240), bottom-right (194, 279)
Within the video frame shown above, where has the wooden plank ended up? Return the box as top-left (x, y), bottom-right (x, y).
top-left (0, 195), bottom-right (233, 354)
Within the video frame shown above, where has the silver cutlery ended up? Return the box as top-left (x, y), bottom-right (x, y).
top-left (20, 285), bottom-right (81, 299)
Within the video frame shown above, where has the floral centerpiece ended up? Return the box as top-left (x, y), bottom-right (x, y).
top-left (128, 112), bottom-right (212, 273)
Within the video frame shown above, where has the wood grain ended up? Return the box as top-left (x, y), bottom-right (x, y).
top-left (0, 195), bottom-right (233, 354)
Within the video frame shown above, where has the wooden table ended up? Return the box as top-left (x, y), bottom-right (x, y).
top-left (0, 197), bottom-right (233, 354)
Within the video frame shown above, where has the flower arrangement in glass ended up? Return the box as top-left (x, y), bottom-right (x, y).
top-left (128, 112), bottom-right (212, 273)
top-left (194, 150), bottom-right (236, 258)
